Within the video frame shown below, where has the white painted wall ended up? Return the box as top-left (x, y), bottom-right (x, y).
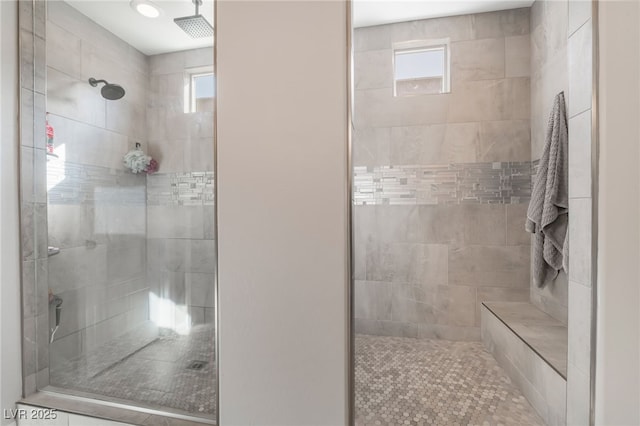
top-left (216, 1), bottom-right (349, 424)
top-left (0, 0), bottom-right (24, 425)
top-left (595, 1), bottom-right (640, 425)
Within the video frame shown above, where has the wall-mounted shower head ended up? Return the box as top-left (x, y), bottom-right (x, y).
top-left (89, 77), bottom-right (126, 100)
top-left (174, 0), bottom-right (213, 38)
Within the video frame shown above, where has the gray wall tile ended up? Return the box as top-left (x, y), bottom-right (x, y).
top-left (389, 123), bottom-right (478, 165)
top-left (355, 281), bottom-right (393, 321)
top-left (450, 38), bottom-right (505, 82)
top-left (150, 51), bottom-right (186, 75)
top-left (568, 198), bottom-right (592, 286)
top-left (449, 245), bottom-right (530, 287)
top-left (566, 363), bottom-right (590, 425)
top-left (506, 204), bottom-right (531, 245)
top-left (530, 270), bottom-right (569, 325)
top-left (568, 20), bottom-right (592, 118)
top-left (354, 88), bottom-right (450, 128)
top-left (354, 9), bottom-right (532, 339)
top-left (354, 25), bottom-right (392, 52)
top-left (568, 0), bottom-right (591, 37)
top-left (473, 8), bottom-right (530, 39)
top-left (391, 14), bottom-right (474, 43)
top-left (20, 89), bottom-right (46, 148)
top-left (478, 120), bottom-right (531, 162)
top-left (47, 68), bottom-right (106, 128)
top-left (354, 49), bottom-right (392, 90)
top-left (568, 110), bottom-right (592, 199)
top-left (354, 318), bottom-right (383, 335)
top-left (366, 242), bottom-right (448, 285)
top-left (353, 127), bottom-right (391, 167)
top-left (432, 324), bottom-right (481, 341)
top-left (187, 272), bottom-right (216, 309)
top-left (46, 22), bottom-right (81, 78)
top-left (147, 206), bottom-right (205, 239)
top-left (19, 29), bottom-right (46, 94)
top-left (530, 0), bottom-right (573, 333)
top-left (380, 320), bottom-right (418, 339)
top-left (530, 0), bottom-right (568, 160)
top-left (391, 283), bottom-right (435, 324)
top-left (505, 35), bottom-right (531, 78)
top-left (23, 316), bottom-right (37, 376)
top-left (567, 280), bottom-right (591, 373)
top-left (460, 204), bottom-right (506, 245)
top-left (435, 285), bottom-right (476, 327)
top-left (447, 78), bottom-right (530, 123)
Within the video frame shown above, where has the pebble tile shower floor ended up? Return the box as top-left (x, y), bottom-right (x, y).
top-left (50, 324), bottom-right (216, 418)
top-left (355, 335), bottom-right (543, 426)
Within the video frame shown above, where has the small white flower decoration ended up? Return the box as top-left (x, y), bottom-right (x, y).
top-left (123, 144), bottom-right (151, 174)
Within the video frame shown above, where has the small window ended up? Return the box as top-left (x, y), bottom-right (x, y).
top-left (394, 41), bottom-right (450, 96)
top-left (185, 68), bottom-right (215, 113)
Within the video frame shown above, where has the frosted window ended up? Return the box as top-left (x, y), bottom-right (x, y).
top-left (394, 45), bottom-right (449, 96)
top-left (189, 72), bottom-right (215, 113)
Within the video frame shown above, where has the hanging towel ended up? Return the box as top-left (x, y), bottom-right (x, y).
top-left (526, 92), bottom-right (569, 287)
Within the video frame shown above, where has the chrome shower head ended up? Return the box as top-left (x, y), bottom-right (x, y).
top-left (174, 0), bottom-right (213, 38)
top-left (89, 77), bottom-right (126, 100)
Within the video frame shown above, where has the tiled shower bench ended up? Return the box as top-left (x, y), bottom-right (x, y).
top-left (481, 302), bottom-right (568, 426)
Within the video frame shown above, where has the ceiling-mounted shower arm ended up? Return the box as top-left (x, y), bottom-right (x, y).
top-left (89, 78), bottom-right (108, 87)
top-left (174, 0), bottom-right (213, 38)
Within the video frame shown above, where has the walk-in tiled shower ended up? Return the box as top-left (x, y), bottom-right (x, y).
top-left (16, 0), bottom-right (595, 424)
top-left (352, 1), bottom-right (594, 423)
top-left (19, 0), bottom-right (216, 422)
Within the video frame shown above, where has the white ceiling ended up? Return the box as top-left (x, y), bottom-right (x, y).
top-left (65, 0), bottom-right (214, 55)
top-left (65, 1), bottom-right (533, 54)
top-left (353, 0), bottom-right (534, 28)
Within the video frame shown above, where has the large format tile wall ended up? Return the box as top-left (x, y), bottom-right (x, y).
top-left (530, 0), bottom-right (570, 325)
top-left (146, 49), bottom-right (215, 329)
top-left (565, 1), bottom-right (595, 424)
top-left (353, 9), bottom-right (532, 341)
top-left (19, 0), bottom-right (50, 395)
top-left (529, 1), bottom-right (595, 423)
top-left (19, 1), bottom-right (216, 397)
top-left (45, 1), bottom-right (152, 371)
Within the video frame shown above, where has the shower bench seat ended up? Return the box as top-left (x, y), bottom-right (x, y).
top-left (481, 301), bottom-right (567, 426)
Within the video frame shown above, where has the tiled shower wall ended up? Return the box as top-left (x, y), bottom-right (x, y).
top-left (19, 1), bottom-right (216, 397)
top-left (565, 1), bottom-right (595, 424)
top-left (146, 48), bottom-right (215, 329)
top-left (530, 1), bottom-right (595, 423)
top-left (530, 0), bottom-right (569, 325)
top-left (19, 0), bottom-right (50, 395)
top-left (353, 9), bottom-right (532, 341)
top-left (45, 1), bottom-right (152, 371)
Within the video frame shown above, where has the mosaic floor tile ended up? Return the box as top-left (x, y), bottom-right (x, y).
top-left (355, 334), bottom-right (544, 426)
top-left (50, 324), bottom-right (216, 418)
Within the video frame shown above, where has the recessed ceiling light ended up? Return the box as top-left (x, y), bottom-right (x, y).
top-left (130, 0), bottom-right (162, 18)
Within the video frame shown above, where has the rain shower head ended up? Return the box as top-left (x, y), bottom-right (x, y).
top-left (89, 78), bottom-right (126, 100)
top-left (174, 0), bottom-right (213, 38)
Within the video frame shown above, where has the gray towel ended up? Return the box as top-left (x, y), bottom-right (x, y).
top-left (526, 92), bottom-right (569, 287)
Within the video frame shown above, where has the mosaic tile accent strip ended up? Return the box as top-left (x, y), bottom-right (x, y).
top-left (355, 334), bottom-right (544, 426)
top-left (353, 162), bottom-right (533, 206)
top-left (50, 324), bottom-right (216, 418)
top-left (47, 159), bottom-right (145, 205)
top-left (147, 172), bottom-right (215, 206)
